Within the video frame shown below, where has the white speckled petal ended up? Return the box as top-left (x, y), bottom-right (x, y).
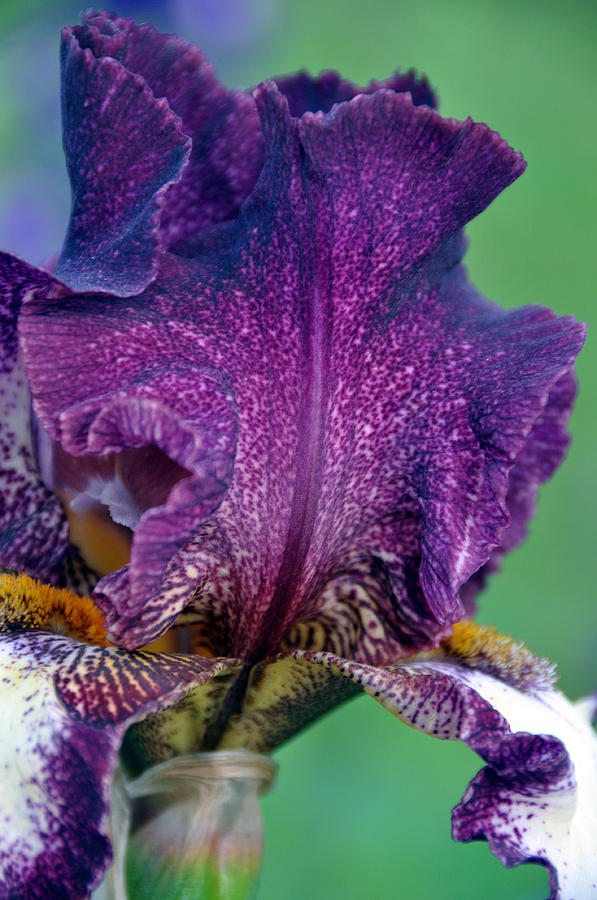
top-left (0, 253), bottom-right (72, 583)
top-left (296, 651), bottom-right (597, 899)
top-left (0, 631), bottom-right (237, 898)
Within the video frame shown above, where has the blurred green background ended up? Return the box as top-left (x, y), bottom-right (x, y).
top-left (0, 0), bottom-right (595, 897)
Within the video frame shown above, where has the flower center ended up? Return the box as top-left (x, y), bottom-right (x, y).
top-left (441, 620), bottom-right (556, 692)
top-left (0, 572), bottom-right (108, 645)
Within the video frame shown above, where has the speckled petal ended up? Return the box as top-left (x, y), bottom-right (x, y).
top-left (0, 253), bottom-right (70, 582)
top-left (75, 10), bottom-right (263, 254)
top-left (462, 369), bottom-right (578, 608)
top-left (217, 654), bottom-right (360, 753)
top-left (23, 297), bottom-right (238, 635)
top-left (55, 26), bottom-right (191, 295)
top-left (0, 629), bottom-right (238, 897)
top-left (296, 650), bottom-right (597, 900)
top-left (21, 84), bottom-right (584, 656)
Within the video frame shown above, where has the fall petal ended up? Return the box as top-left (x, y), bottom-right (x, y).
top-left (295, 650), bottom-right (597, 900)
top-left (0, 625), bottom-right (237, 898)
top-left (0, 253), bottom-right (71, 582)
top-left (56, 26), bottom-right (191, 295)
top-left (121, 660), bottom-right (244, 774)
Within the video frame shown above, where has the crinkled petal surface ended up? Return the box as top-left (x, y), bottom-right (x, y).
top-left (75, 9), bottom-right (263, 255)
top-left (461, 368), bottom-right (578, 609)
top-left (21, 83), bottom-right (584, 658)
top-left (0, 627), bottom-right (237, 898)
top-left (289, 651), bottom-right (597, 900)
top-left (73, 12), bottom-right (436, 259)
top-left (56, 25), bottom-right (191, 295)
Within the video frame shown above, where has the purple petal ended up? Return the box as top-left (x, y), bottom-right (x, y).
top-left (461, 369), bottom-right (578, 609)
top-left (75, 10), bottom-right (263, 254)
top-left (0, 253), bottom-right (69, 582)
top-left (55, 26), bottom-right (191, 295)
top-left (21, 84), bottom-right (584, 656)
top-left (295, 650), bottom-right (597, 898)
top-left (274, 69), bottom-right (436, 118)
top-left (74, 13), bottom-right (436, 259)
top-left (0, 627), bottom-right (237, 897)
top-left (20, 278), bottom-right (238, 635)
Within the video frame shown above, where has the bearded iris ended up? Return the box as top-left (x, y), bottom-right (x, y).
top-left (0, 8), bottom-right (593, 899)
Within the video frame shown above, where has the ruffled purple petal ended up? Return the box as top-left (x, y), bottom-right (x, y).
top-left (74, 13), bottom-right (435, 260)
top-left (21, 84), bottom-right (584, 657)
top-left (273, 68), bottom-right (435, 118)
top-left (20, 282), bottom-right (238, 635)
top-left (55, 25), bottom-right (191, 295)
top-left (461, 369), bottom-right (578, 609)
top-left (75, 10), bottom-right (263, 254)
top-left (0, 628), bottom-right (237, 897)
top-left (293, 651), bottom-right (597, 899)
top-left (0, 253), bottom-right (70, 582)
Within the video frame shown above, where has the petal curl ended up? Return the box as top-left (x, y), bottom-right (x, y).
top-left (290, 650), bottom-right (597, 899)
top-left (21, 84), bottom-right (584, 656)
top-left (0, 626), bottom-right (237, 897)
top-left (56, 25), bottom-right (191, 295)
top-left (74, 13), bottom-right (436, 259)
top-left (74, 10), bottom-right (262, 254)
top-left (20, 288), bottom-right (238, 636)
top-left (461, 368), bottom-right (578, 608)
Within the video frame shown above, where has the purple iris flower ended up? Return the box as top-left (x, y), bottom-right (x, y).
top-left (0, 10), bottom-right (594, 899)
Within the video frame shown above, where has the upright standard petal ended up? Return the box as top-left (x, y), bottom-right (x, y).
top-left (74, 10), bottom-right (263, 253)
top-left (0, 573), bottom-right (239, 898)
top-left (461, 368), bottom-right (578, 607)
top-left (274, 68), bottom-right (435, 118)
top-left (70, 13), bottom-right (436, 258)
top-left (21, 85), bottom-right (584, 658)
top-left (56, 26), bottom-right (191, 295)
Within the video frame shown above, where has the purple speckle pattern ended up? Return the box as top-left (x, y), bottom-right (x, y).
top-left (72, 12), bottom-right (436, 260)
top-left (20, 79), bottom-right (584, 658)
top-left (55, 26), bottom-right (191, 296)
top-left (75, 9), bottom-right (263, 255)
top-left (461, 368), bottom-right (578, 609)
top-left (0, 629), bottom-right (236, 897)
top-left (0, 254), bottom-right (70, 582)
top-left (0, 14), bottom-right (590, 895)
top-left (299, 651), bottom-right (597, 899)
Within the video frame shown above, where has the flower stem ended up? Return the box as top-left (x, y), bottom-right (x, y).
top-left (95, 751), bottom-right (277, 899)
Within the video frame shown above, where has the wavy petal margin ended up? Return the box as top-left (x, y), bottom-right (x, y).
top-left (274, 68), bottom-right (435, 118)
top-left (21, 82), bottom-right (584, 657)
top-left (288, 651), bottom-right (597, 899)
top-left (56, 26), bottom-right (191, 295)
top-left (0, 628), bottom-right (238, 897)
top-left (75, 9), bottom-right (262, 256)
top-left (74, 12), bottom-right (436, 258)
